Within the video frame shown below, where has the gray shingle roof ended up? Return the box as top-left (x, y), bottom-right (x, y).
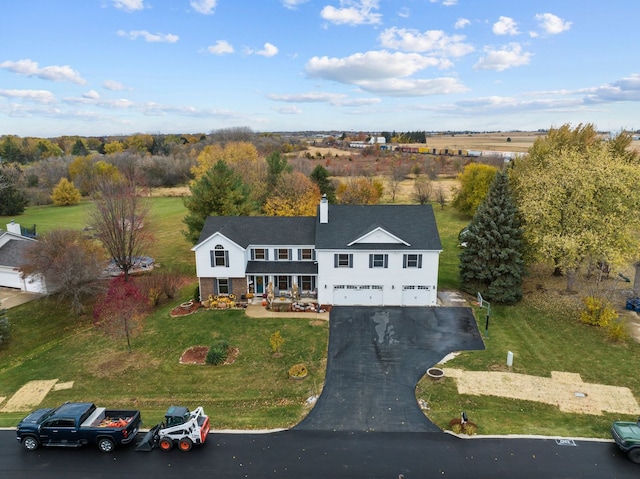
top-left (0, 236), bottom-right (31, 267)
top-left (196, 216), bottom-right (316, 248)
top-left (315, 204), bottom-right (441, 250)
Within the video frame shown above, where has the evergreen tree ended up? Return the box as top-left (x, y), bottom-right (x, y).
top-left (309, 164), bottom-right (336, 203)
top-left (183, 160), bottom-right (254, 243)
top-left (459, 170), bottom-right (524, 304)
top-left (71, 138), bottom-right (89, 156)
top-left (0, 171), bottom-right (29, 215)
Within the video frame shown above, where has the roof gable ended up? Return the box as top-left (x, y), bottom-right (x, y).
top-left (347, 226), bottom-right (409, 247)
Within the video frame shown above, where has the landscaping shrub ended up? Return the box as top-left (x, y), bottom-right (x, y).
top-left (579, 296), bottom-right (618, 327)
top-left (206, 345), bottom-right (228, 365)
top-left (288, 363), bottom-right (308, 378)
top-left (606, 319), bottom-right (629, 343)
top-left (193, 285), bottom-right (200, 303)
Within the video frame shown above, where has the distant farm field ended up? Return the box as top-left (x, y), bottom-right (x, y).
top-left (424, 132), bottom-right (543, 153)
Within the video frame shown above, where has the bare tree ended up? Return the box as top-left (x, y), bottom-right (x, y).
top-left (388, 157), bottom-right (410, 203)
top-left (412, 176), bottom-right (432, 205)
top-left (89, 178), bottom-right (151, 282)
top-left (19, 229), bottom-right (106, 314)
top-left (436, 185), bottom-right (447, 209)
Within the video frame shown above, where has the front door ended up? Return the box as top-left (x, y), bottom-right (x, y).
top-left (256, 276), bottom-right (265, 295)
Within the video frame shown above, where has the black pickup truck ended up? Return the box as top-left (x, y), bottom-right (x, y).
top-left (16, 402), bottom-right (141, 453)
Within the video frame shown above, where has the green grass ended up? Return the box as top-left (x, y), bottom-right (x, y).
top-left (1, 199), bottom-right (639, 437)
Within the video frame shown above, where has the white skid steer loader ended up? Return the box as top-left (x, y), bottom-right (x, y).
top-left (136, 405), bottom-right (210, 452)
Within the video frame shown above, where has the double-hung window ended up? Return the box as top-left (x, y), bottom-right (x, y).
top-left (211, 245), bottom-right (229, 267)
top-left (369, 253), bottom-right (388, 268)
top-left (277, 248), bottom-right (290, 260)
top-left (334, 253), bottom-right (353, 268)
top-left (403, 254), bottom-right (422, 268)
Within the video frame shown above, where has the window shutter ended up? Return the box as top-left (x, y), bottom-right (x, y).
top-left (312, 249), bottom-right (316, 261)
top-left (213, 279), bottom-right (218, 295)
top-left (298, 249), bottom-right (301, 260)
top-left (384, 254), bottom-right (388, 268)
top-left (211, 251), bottom-right (215, 267)
top-left (403, 254), bottom-right (407, 268)
top-left (334, 254), bottom-right (338, 267)
top-left (289, 249), bottom-right (292, 260)
top-left (251, 249), bottom-right (255, 260)
top-left (418, 254), bottom-right (422, 268)
top-left (266, 249), bottom-right (269, 260)
top-left (349, 254), bottom-right (353, 268)
top-left (369, 255), bottom-right (373, 268)
top-left (224, 251), bottom-right (229, 267)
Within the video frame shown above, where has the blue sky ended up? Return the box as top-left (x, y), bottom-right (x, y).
top-left (1, 0), bottom-right (639, 137)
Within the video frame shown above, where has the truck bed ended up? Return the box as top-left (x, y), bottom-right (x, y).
top-left (81, 407), bottom-right (137, 428)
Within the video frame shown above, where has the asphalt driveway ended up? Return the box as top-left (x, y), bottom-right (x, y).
top-left (295, 306), bottom-right (485, 432)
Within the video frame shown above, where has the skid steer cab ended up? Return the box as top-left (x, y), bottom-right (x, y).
top-left (136, 406), bottom-right (210, 452)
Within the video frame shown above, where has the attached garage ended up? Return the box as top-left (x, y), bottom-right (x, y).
top-left (0, 267), bottom-right (22, 289)
top-left (333, 285), bottom-right (384, 305)
top-left (402, 285), bottom-right (433, 306)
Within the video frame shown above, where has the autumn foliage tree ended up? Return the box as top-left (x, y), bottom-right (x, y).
top-left (452, 163), bottom-right (499, 217)
top-left (263, 171), bottom-right (321, 216)
top-left (51, 177), bottom-right (81, 205)
top-left (93, 276), bottom-right (150, 353)
top-left (509, 124), bottom-right (640, 292)
top-left (337, 177), bottom-right (383, 204)
top-left (19, 229), bottom-right (106, 314)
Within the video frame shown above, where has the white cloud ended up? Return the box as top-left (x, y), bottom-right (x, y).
top-left (321, 0), bottom-right (382, 26)
top-left (112, 0), bottom-right (144, 12)
top-left (103, 80), bottom-right (129, 91)
top-left (379, 27), bottom-right (474, 58)
top-left (0, 59), bottom-right (86, 84)
top-left (430, 0), bottom-right (457, 5)
top-left (117, 30), bottom-right (179, 43)
top-left (0, 89), bottom-right (56, 104)
top-left (493, 16), bottom-right (519, 35)
top-left (255, 43), bottom-right (279, 57)
top-left (454, 18), bottom-right (470, 29)
top-left (208, 40), bottom-right (234, 55)
top-left (275, 105), bottom-right (303, 114)
top-left (281, 0), bottom-right (309, 9)
top-left (306, 51), bottom-right (442, 83)
top-left (268, 91), bottom-right (381, 106)
top-left (474, 43), bottom-right (532, 71)
top-left (397, 7), bottom-right (410, 19)
top-left (356, 77), bottom-right (467, 96)
top-left (535, 13), bottom-right (572, 34)
top-left (190, 0), bottom-right (217, 15)
top-left (83, 90), bottom-right (100, 100)
top-left (583, 74), bottom-right (640, 103)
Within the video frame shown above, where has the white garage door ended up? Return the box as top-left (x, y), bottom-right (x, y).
top-left (402, 285), bottom-right (432, 306)
top-left (0, 269), bottom-right (23, 289)
top-left (333, 285), bottom-right (384, 305)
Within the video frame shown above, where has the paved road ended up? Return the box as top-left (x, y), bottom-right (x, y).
top-left (3, 429), bottom-right (638, 478)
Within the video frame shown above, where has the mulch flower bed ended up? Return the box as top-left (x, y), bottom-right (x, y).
top-left (170, 301), bottom-right (202, 318)
top-left (179, 346), bottom-right (240, 365)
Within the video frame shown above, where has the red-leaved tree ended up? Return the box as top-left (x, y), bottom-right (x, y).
top-left (93, 276), bottom-right (150, 353)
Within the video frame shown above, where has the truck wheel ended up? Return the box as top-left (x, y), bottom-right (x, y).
top-left (22, 436), bottom-right (39, 451)
top-left (628, 448), bottom-right (640, 464)
top-left (159, 437), bottom-right (173, 451)
top-left (97, 437), bottom-right (115, 453)
top-left (178, 437), bottom-right (193, 452)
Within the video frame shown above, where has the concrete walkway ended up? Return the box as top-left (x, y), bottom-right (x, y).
top-left (244, 301), bottom-right (330, 321)
top-left (0, 287), bottom-right (42, 309)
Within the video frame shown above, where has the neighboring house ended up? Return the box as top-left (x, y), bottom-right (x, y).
top-left (192, 197), bottom-right (442, 306)
top-left (0, 221), bottom-right (47, 293)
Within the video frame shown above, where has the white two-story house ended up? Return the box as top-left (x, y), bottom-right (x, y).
top-left (192, 197), bottom-right (442, 306)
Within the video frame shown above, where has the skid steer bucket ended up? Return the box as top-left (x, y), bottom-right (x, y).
top-left (135, 424), bottom-right (161, 452)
